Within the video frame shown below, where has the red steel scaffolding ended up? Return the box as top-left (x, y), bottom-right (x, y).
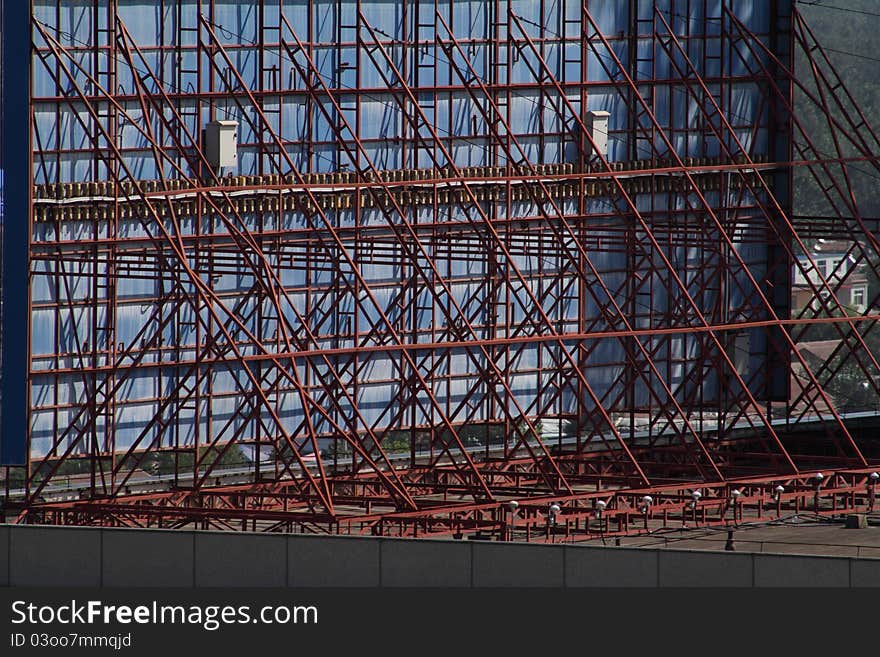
top-left (3, 0), bottom-right (880, 541)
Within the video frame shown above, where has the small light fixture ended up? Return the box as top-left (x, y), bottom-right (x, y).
top-left (548, 503), bottom-right (561, 529)
top-left (506, 500), bottom-right (520, 541)
top-left (870, 472), bottom-right (880, 482)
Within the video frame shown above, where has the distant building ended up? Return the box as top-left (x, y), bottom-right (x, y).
top-left (792, 241), bottom-right (869, 313)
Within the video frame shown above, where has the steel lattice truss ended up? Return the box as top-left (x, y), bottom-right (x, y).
top-left (6, 0), bottom-right (880, 540)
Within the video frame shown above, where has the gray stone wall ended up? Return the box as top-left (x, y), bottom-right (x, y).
top-left (1, 525), bottom-right (877, 587)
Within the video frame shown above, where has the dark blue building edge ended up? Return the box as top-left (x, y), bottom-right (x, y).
top-left (1, 1), bottom-right (30, 465)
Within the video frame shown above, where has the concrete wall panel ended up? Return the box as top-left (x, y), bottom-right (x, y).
top-left (565, 546), bottom-right (658, 587)
top-left (753, 554), bottom-right (850, 587)
top-left (194, 533), bottom-right (286, 588)
top-left (289, 536), bottom-right (380, 588)
top-left (850, 558), bottom-right (880, 588)
top-left (102, 529), bottom-right (194, 588)
top-left (658, 551), bottom-right (753, 587)
top-left (380, 538), bottom-right (471, 587)
top-left (472, 543), bottom-right (564, 587)
top-left (9, 526), bottom-right (101, 587)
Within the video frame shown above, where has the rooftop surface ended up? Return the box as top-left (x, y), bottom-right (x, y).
top-left (610, 515), bottom-right (880, 558)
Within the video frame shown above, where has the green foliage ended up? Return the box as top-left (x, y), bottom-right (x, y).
top-left (120, 445), bottom-right (248, 476)
top-left (378, 429), bottom-right (423, 454)
top-left (563, 414), bottom-right (617, 439)
top-left (24, 457), bottom-right (113, 483)
top-left (821, 324), bottom-right (880, 411)
top-left (790, 4), bottom-right (880, 412)
top-left (796, 2), bottom-right (880, 219)
top-left (319, 421), bottom-right (540, 460)
top-left (5, 467), bottom-right (27, 488)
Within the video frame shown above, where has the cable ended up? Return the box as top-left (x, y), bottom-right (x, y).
top-left (797, 1), bottom-right (880, 21)
top-left (818, 46), bottom-right (880, 65)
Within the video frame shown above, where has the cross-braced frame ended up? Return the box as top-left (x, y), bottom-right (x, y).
top-left (5, 0), bottom-right (880, 541)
